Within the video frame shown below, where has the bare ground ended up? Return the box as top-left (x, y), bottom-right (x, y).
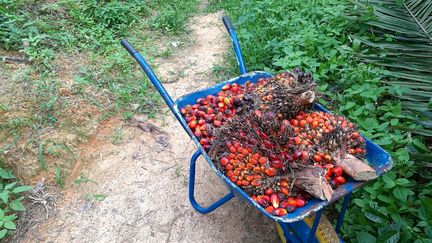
top-left (16, 8), bottom-right (279, 243)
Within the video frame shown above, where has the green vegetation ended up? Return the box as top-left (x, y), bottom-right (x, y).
top-left (0, 0), bottom-right (198, 238)
top-left (2, 0), bottom-right (430, 240)
top-left (0, 168), bottom-right (32, 239)
top-left (209, 0), bottom-right (431, 241)
top-left (111, 126), bottom-right (123, 145)
top-left (349, 0), bottom-right (432, 137)
top-left (0, 0), bottom-right (199, 173)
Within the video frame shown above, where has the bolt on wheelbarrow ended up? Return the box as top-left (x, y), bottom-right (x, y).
top-left (121, 16), bottom-right (393, 243)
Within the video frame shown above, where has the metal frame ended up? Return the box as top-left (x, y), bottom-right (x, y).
top-left (277, 194), bottom-right (351, 243)
top-left (189, 150), bottom-right (234, 214)
top-left (222, 16), bottom-right (247, 75)
top-left (121, 15), bottom-right (393, 243)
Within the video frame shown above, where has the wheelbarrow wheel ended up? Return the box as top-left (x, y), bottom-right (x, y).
top-left (276, 214), bottom-right (340, 243)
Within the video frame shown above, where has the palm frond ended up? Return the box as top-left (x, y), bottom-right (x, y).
top-left (351, 0), bottom-right (432, 136)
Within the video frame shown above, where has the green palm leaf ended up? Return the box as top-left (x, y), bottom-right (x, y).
top-left (351, 0), bottom-right (432, 136)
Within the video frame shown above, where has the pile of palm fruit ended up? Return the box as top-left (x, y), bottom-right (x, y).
top-left (181, 68), bottom-right (377, 216)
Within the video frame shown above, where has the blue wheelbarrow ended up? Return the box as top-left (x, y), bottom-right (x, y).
top-left (121, 16), bottom-right (392, 243)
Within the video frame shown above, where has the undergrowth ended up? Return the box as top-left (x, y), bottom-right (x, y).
top-left (0, 167), bottom-right (32, 239)
top-left (0, 0), bottom-right (199, 238)
top-left (210, 0), bottom-right (431, 242)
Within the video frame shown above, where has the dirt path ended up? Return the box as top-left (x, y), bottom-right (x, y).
top-left (19, 6), bottom-right (279, 243)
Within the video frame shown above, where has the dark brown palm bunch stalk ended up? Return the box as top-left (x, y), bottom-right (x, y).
top-left (245, 68), bottom-right (317, 118)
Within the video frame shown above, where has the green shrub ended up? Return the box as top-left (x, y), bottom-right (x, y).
top-left (148, 0), bottom-right (199, 34)
top-left (212, 0), bottom-right (431, 241)
top-left (63, 0), bottom-right (150, 49)
top-left (0, 0), bottom-right (193, 65)
top-left (0, 167), bottom-right (31, 240)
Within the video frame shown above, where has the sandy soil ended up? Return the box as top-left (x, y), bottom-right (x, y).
top-left (17, 7), bottom-right (279, 243)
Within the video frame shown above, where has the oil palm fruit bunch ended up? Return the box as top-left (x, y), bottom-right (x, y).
top-left (243, 68), bottom-right (317, 118)
top-left (210, 110), bottom-right (308, 216)
top-left (290, 111), bottom-right (365, 159)
top-left (288, 111), bottom-right (373, 187)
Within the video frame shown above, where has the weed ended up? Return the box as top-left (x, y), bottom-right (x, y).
top-left (55, 166), bottom-right (65, 188)
top-left (148, 0), bottom-right (199, 34)
top-left (174, 165), bottom-right (184, 178)
top-left (0, 168), bottom-right (32, 239)
top-left (215, 0), bottom-right (432, 241)
top-left (111, 126), bottom-right (123, 145)
top-left (121, 111), bottom-right (134, 120)
top-left (93, 194), bottom-right (106, 201)
top-left (174, 164), bottom-right (187, 185)
top-left (0, 103), bottom-right (8, 112)
top-left (158, 48), bottom-right (173, 59)
top-left (73, 174), bottom-right (97, 186)
top-left (32, 78), bottom-right (63, 127)
top-left (83, 193), bottom-right (106, 201)
top-left (37, 143), bottom-right (47, 171)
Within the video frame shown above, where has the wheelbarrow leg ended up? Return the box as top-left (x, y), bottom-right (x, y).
top-left (277, 222), bottom-right (302, 243)
top-left (277, 208), bottom-right (326, 243)
top-left (189, 150), bottom-right (234, 214)
top-left (335, 193), bottom-right (351, 234)
top-left (307, 209), bottom-right (323, 243)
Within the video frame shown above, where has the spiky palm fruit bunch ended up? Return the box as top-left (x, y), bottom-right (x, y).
top-left (289, 111), bottom-right (365, 164)
top-left (242, 68), bottom-right (317, 118)
top-left (210, 109), bottom-right (293, 166)
top-left (210, 110), bottom-right (308, 216)
top-left (287, 111), bottom-right (366, 188)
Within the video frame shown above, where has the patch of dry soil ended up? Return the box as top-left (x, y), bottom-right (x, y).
top-left (18, 9), bottom-right (279, 243)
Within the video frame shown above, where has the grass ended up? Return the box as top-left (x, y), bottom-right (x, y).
top-left (209, 0), bottom-right (432, 242)
top-left (73, 173), bottom-right (98, 186)
top-left (0, 0), bottom-right (199, 238)
top-left (111, 126), bottom-right (123, 145)
top-left (174, 164), bottom-right (188, 185)
top-left (0, 0), bottom-right (199, 179)
top-left (83, 193), bottom-right (106, 201)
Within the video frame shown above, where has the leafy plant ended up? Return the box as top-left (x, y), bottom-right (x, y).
top-left (0, 168), bottom-right (32, 240)
top-left (211, 0), bottom-right (432, 241)
top-left (148, 0), bottom-right (199, 34)
top-left (111, 126), bottom-right (123, 145)
top-left (349, 0), bottom-right (432, 137)
top-left (73, 173), bottom-right (97, 186)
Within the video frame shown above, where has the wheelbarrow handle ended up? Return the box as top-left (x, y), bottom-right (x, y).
top-left (222, 16), bottom-right (234, 31)
top-left (120, 39), bottom-right (190, 133)
top-left (221, 16), bottom-right (247, 75)
top-left (121, 39), bottom-right (138, 55)
top-left (189, 150), bottom-right (234, 214)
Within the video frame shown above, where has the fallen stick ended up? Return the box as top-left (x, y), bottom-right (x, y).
top-left (1, 56), bottom-right (29, 63)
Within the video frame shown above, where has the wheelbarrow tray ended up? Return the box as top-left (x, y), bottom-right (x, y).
top-left (174, 71), bottom-right (393, 223)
